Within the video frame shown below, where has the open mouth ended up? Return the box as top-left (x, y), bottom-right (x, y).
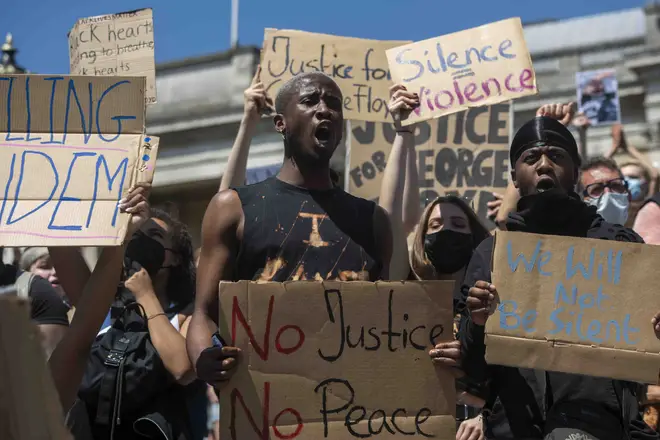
top-left (536, 176), bottom-right (557, 192)
top-left (314, 124), bottom-right (332, 145)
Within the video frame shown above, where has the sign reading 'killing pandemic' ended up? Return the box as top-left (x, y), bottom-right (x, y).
top-left (261, 29), bottom-right (409, 122)
top-left (486, 231), bottom-right (660, 384)
top-left (348, 104), bottom-right (510, 229)
top-left (0, 74), bottom-right (158, 246)
top-left (69, 8), bottom-right (157, 105)
top-left (218, 281), bottom-right (456, 440)
top-left (386, 18), bottom-right (536, 125)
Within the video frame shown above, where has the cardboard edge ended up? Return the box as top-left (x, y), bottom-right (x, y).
top-left (486, 333), bottom-right (660, 384)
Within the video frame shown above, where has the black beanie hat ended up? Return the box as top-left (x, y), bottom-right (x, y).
top-left (510, 116), bottom-right (581, 168)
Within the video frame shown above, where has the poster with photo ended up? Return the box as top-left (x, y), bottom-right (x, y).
top-left (576, 69), bottom-right (621, 126)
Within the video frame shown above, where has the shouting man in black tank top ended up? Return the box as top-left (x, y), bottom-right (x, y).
top-left (187, 72), bottom-right (393, 389)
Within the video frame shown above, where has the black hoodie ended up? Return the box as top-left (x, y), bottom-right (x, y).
top-left (458, 190), bottom-right (656, 440)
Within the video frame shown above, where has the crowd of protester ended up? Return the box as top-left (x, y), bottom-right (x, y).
top-left (5, 64), bottom-right (660, 440)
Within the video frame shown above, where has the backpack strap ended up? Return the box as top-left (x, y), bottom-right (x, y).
top-left (95, 335), bottom-right (131, 431)
top-left (15, 271), bottom-right (35, 299)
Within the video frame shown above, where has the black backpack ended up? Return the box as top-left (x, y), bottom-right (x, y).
top-left (78, 291), bottom-right (181, 439)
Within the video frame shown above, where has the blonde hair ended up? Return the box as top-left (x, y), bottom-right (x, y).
top-left (410, 196), bottom-right (490, 280)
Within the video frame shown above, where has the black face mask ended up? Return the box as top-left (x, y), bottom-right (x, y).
top-left (424, 230), bottom-right (474, 275)
top-left (125, 219), bottom-right (168, 278)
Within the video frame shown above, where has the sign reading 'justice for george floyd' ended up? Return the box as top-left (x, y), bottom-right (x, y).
top-left (218, 281), bottom-right (456, 440)
top-left (386, 18), bottom-right (536, 125)
top-left (486, 231), bottom-right (660, 384)
top-left (348, 104), bottom-right (510, 230)
top-left (261, 29), bottom-right (409, 123)
top-left (0, 75), bottom-right (158, 246)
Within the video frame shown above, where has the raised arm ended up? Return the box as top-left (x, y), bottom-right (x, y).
top-left (378, 84), bottom-right (419, 280)
top-left (219, 66), bottom-right (274, 191)
top-left (186, 190), bottom-right (243, 389)
top-left (48, 184), bottom-right (149, 412)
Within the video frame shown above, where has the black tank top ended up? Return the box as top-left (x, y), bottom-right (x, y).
top-left (232, 177), bottom-right (381, 281)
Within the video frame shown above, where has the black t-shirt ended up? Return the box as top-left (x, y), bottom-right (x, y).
top-left (30, 276), bottom-right (70, 326)
top-left (232, 177), bottom-right (381, 281)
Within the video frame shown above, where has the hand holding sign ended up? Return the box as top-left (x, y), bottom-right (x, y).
top-left (244, 65), bottom-right (274, 120)
top-left (652, 311), bottom-right (660, 339)
top-left (429, 339), bottom-right (464, 378)
top-left (388, 84), bottom-right (419, 128)
top-left (467, 281), bottom-right (497, 326)
top-left (119, 182), bottom-right (151, 237)
top-left (196, 339), bottom-right (242, 390)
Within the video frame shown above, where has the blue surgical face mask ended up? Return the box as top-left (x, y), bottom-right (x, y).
top-left (625, 177), bottom-right (645, 201)
top-left (586, 192), bottom-right (629, 225)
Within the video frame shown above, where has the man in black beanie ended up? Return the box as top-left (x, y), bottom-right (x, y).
top-left (455, 104), bottom-right (658, 440)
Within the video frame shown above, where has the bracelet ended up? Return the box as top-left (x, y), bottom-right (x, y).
top-left (396, 129), bottom-right (413, 134)
top-left (148, 312), bottom-right (167, 321)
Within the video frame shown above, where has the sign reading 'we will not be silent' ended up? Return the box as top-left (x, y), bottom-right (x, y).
top-left (486, 231), bottom-right (660, 384)
top-left (386, 18), bottom-right (537, 126)
top-left (0, 74), bottom-right (158, 246)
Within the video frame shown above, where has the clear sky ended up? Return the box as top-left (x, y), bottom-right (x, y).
top-left (1, 0), bottom-right (647, 74)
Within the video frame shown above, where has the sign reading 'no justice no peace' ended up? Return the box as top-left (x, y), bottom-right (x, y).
top-left (486, 231), bottom-right (660, 384)
top-left (0, 74), bottom-right (158, 246)
top-left (218, 281), bottom-right (456, 440)
top-left (261, 29), bottom-right (409, 123)
top-left (386, 17), bottom-right (537, 125)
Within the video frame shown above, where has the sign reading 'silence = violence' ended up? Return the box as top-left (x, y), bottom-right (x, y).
top-left (0, 74), bottom-right (158, 247)
top-left (261, 29), bottom-right (409, 123)
top-left (218, 281), bottom-right (456, 440)
top-left (348, 104), bottom-right (510, 230)
top-left (69, 8), bottom-right (157, 105)
top-left (386, 18), bottom-right (536, 126)
top-left (486, 231), bottom-right (660, 384)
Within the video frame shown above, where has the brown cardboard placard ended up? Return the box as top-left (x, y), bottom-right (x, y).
top-left (486, 231), bottom-right (660, 384)
top-left (0, 296), bottom-right (72, 440)
top-left (218, 281), bottom-right (456, 440)
top-left (347, 104), bottom-right (510, 229)
top-left (386, 18), bottom-right (536, 126)
top-left (0, 74), bottom-right (158, 246)
top-left (261, 29), bottom-right (409, 122)
top-left (69, 8), bottom-right (157, 106)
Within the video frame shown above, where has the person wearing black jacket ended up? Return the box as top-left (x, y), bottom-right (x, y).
top-left (459, 114), bottom-right (658, 440)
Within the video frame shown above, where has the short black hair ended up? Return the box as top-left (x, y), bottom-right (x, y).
top-left (275, 72), bottom-right (338, 114)
top-left (580, 156), bottom-right (622, 177)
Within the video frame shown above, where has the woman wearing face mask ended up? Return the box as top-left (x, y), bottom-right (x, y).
top-left (76, 208), bottom-right (202, 440)
top-left (380, 84), bottom-right (491, 440)
top-left (579, 157), bottom-right (631, 226)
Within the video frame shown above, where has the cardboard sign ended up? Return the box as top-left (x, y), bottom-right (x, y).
top-left (576, 69), bottom-right (621, 126)
top-left (386, 18), bottom-right (536, 126)
top-left (348, 104), bottom-right (510, 229)
top-left (218, 281), bottom-right (456, 440)
top-left (261, 29), bottom-right (409, 122)
top-left (0, 74), bottom-right (158, 246)
top-left (486, 231), bottom-right (660, 384)
top-left (0, 297), bottom-right (72, 440)
top-left (69, 8), bottom-right (157, 105)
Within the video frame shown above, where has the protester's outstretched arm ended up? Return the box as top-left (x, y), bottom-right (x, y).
top-left (48, 184), bottom-right (150, 413)
top-left (401, 138), bottom-right (420, 234)
top-left (219, 65), bottom-right (274, 191)
top-left (48, 248), bottom-right (91, 307)
top-left (187, 190), bottom-right (243, 389)
top-left (125, 269), bottom-right (194, 385)
top-left (378, 84), bottom-right (419, 280)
